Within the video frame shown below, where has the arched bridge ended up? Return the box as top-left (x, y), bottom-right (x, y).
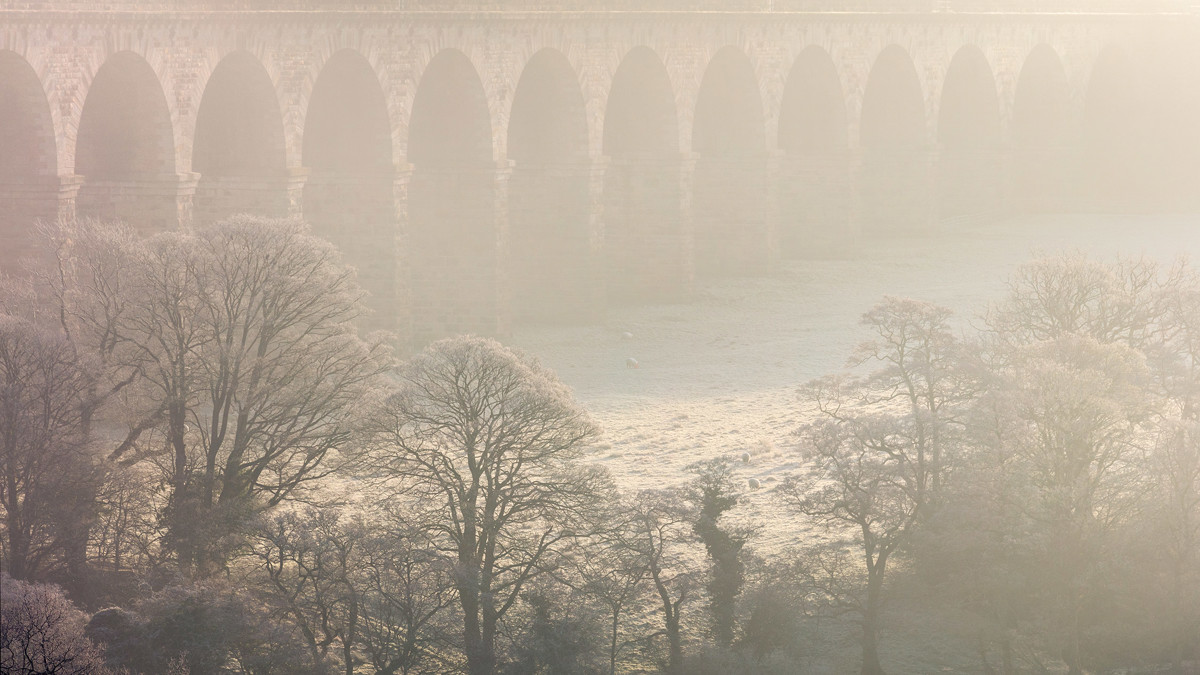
top-left (2, 2), bottom-right (1198, 342)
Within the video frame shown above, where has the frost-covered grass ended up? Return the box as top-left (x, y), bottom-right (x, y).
top-left (511, 214), bottom-right (1200, 557)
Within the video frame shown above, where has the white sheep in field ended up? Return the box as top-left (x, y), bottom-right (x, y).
top-left (747, 478), bottom-right (760, 490)
top-left (626, 357), bottom-right (639, 369)
top-left (740, 452), bottom-right (751, 464)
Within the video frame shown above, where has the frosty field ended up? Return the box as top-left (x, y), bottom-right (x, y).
top-left (511, 214), bottom-right (1200, 554)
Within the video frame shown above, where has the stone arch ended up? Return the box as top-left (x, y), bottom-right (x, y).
top-left (409, 48), bottom-right (493, 169)
top-left (937, 45), bottom-right (1002, 222)
top-left (860, 44), bottom-right (930, 233)
top-left (302, 48), bottom-right (398, 333)
top-left (692, 46), bottom-right (765, 157)
top-left (75, 51), bottom-right (174, 180)
top-left (1081, 45), bottom-right (1144, 212)
top-left (1143, 31), bottom-right (1200, 212)
top-left (1, 50), bottom-right (55, 180)
top-left (74, 50), bottom-right (177, 228)
top-left (508, 48), bottom-right (588, 165)
top-left (603, 46), bottom-right (678, 157)
top-left (602, 46), bottom-right (688, 303)
top-left (407, 48), bottom-right (500, 341)
top-left (0, 50), bottom-right (58, 271)
top-left (691, 46), bottom-right (770, 275)
top-left (192, 50), bottom-right (288, 224)
top-left (506, 48), bottom-right (592, 324)
top-left (1011, 44), bottom-right (1072, 212)
top-left (777, 46), bottom-right (851, 257)
top-left (861, 45), bottom-right (926, 152)
top-left (779, 46), bottom-right (847, 155)
top-left (304, 49), bottom-right (392, 173)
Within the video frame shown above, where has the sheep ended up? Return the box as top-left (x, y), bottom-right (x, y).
top-left (626, 357), bottom-right (640, 369)
top-left (747, 478), bottom-right (761, 490)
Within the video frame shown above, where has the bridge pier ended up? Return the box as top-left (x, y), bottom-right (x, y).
top-left (1010, 142), bottom-right (1073, 213)
top-left (303, 169), bottom-right (407, 336)
top-left (0, 175), bottom-right (82, 272)
top-left (938, 146), bottom-right (1005, 225)
top-left (193, 168), bottom-right (308, 225)
top-left (75, 174), bottom-right (199, 234)
top-left (602, 153), bottom-right (695, 305)
top-left (693, 153), bottom-right (776, 276)
top-left (858, 147), bottom-right (937, 234)
top-left (408, 163), bottom-right (509, 345)
top-left (508, 159), bottom-right (603, 325)
top-left (776, 151), bottom-right (856, 258)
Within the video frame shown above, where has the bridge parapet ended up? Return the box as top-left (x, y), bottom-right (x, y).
top-left (1, 0), bottom-right (1193, 13)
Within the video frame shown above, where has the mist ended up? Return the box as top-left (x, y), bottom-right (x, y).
top-left (1, 2), bottom-right (1198, 674)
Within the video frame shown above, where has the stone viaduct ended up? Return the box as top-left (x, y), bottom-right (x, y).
top-left (2, 1), bottom-right (1198, 343)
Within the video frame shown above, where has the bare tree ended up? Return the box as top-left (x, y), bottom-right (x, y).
top-left (0, 574), bottom-right (108, 675)
top-left (367, 336), bottom-right (608, 675)
top-left (560, 517), bottom-right (649, 675)
top-left (1154, 262), bottom-right (1200, 674)
top-left (246, 509), bottom-right (361, 673)
top-left (0, 315), bottom-right (97, 583)
top-left (37, 217), bottom-right (394, 575)
top-left (355, 516), bottom-right (458, 675)
top-left (626, 489), bottom-right (699, 675)
top-left (780, 297), bottom-right (969, 675)
top-left (977, 255), bottom-right (1188, 674)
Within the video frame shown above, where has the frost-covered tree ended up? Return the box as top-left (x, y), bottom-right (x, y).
top-left (0, 316), bottom-right (97, 583)
top-left (780, 297), bottom-right (971, 675)
top-left (974, 255), bottom-right (1197, 674)
top-left (685, 458), bottom-right (752, 649)
top-left (367, 336), bottom-right (609, 675)
top-left (0, 575), bottom-right (108, 675)
top-left (626, 489), bottom-right (700, 675)
top-left (36, 217), bottom-right (394, 575)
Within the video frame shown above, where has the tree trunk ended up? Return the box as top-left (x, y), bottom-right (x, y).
top-left (481, 601), bottom-right (498, 675)
top-left (461, 583), bottom-right (493, 675)
top-left (610, 607), bottom-right (619, 675)
top-left (5, 506), bottom-right (28, 579)
top-left (1066, 590), bottom-right (1082, 675)
top-left (862, 564), bottom-right (886, 675)
top-left (666, 608), bottom-right (683, 675)
top-left (168, 400), bottom-right (194, 574)
top-left (862, 613), bottom-right (884, 675)
top-left (1001, 630), bottom-right (1015, 675)
top-left (62, 507), bottom-right (94, 604)
top-left (343, 591), bottom-right (358, 675)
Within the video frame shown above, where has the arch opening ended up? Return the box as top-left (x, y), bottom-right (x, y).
top-left (602, 46), bottom-right (687, 303)
top-left (303, 50), bottom-right (392, 174)
top-left (406, 49), bottom-right (499, 342)
top-left (1011, 45), bottom-right (1071, 213)
top-left (74, 51), bottom-right (178, 229)
top-left (506, 49), bottom-right (592, 324)
top-left (603, 46), bottom-right (678, 158)
top-left (0, 50), bottom-right (57, 271)
top-left (1082, 46), bottom-right (1145, 212)
top-left (859, 45), bottom-right (930, 233)
top-left (1143, 34), bottom-right (1200, 212)
top-left (937, 46), bottom-right (1002, 222)
top-left (777, 46), bottom-right (851, 257)
top-left (691, 47), bottom-right (770, 276)
top-left (193, 51), bottom-right (288, 224)
top-left (302, 49), bottom-right (397, 332)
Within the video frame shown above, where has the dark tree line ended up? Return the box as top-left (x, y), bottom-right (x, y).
top-left (1, 218), bottom-right (1197, 675)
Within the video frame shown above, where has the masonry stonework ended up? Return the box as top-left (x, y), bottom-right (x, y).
top-left (1, 4), bottom-right (1197, 344)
